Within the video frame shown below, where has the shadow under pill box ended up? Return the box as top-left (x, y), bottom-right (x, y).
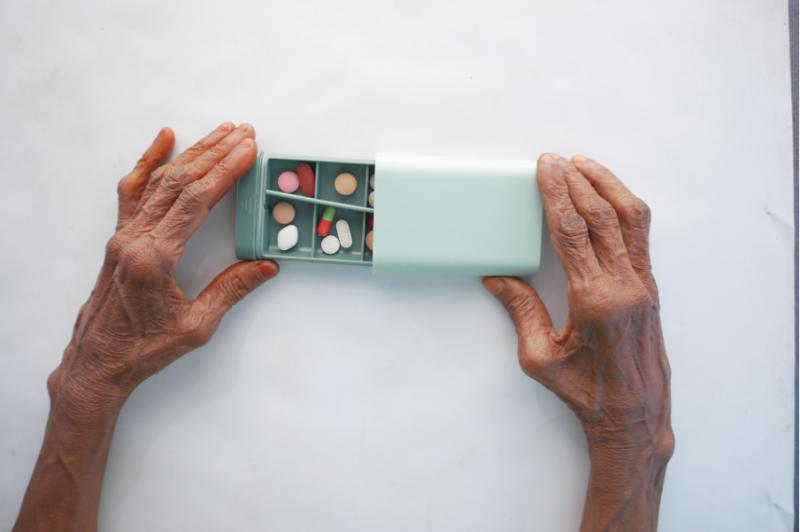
top-left (235, 153), bottom-right (544, 276)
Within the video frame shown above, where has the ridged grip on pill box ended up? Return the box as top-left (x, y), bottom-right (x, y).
top-left (234, 152), bottom-right (543, 275)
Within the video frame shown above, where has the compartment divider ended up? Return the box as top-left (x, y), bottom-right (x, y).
top-left (358, 165), bottom-right (370, 261)
top-left (314, 162), bottom-right (322, 200)
top-left (310, 161), bottom-right (320, 256)
top-left (264, 189), bottom-right (374, 213)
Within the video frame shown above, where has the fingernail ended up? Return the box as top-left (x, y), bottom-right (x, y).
top-left (155, 127), bottom-right (167, 139)
top-left (539, 153), bottom-right (560, 165)
top-left (239, 138), bottom-right (255, 149)
top-left (217, 122), bottom-right (235, 132)
top-left (572, 154), bottom-right (588, 162)
top-left (237, 123), bottom-right (253, 132)
top-left (257, 261), bottom-right (279, 279)
top-left (482, 277), bottom-right (505, 295)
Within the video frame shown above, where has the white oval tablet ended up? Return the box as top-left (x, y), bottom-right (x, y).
top-left (277, 224), bottom-right (298, 251)
top-left (368, 190), bottom-right (375, 207)
top-left (335, 219), bottom-right (353, 249)
top-left (320, 235), bottom-right (341, 255)
top-left (369, 174), bottom-right (375, 189)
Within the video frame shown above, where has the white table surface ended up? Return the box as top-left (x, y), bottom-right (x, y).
top-left (0, 1), bottom-right (794, 530)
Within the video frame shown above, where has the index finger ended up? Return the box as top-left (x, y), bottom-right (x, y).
top-left (152, 138), bottom-right (258, 248)
top-left (537, 153), bottom-right (601, 285)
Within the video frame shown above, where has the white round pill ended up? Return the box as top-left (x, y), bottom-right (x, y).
top-left (369, 174), bottom-right (375, 189)
top-left (335, 219), bottom-right (353, 249)
top-left (320, 235), bottom-right (341, 255)
top-left (277, 224), bottom-right (298, 251)
top-left (368, 190), bottom-right (375, 207)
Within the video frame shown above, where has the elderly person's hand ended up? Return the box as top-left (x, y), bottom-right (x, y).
top-left (49, 123), bottom-right (279, 423)
top-left (483, 154), bottom-right (673, 532)
top-left (15, 124), bottom-right (278, 532)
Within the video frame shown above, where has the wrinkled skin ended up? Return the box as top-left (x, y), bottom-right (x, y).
top-left (48, 123), bottom-right (279, 423)
top-left (483, 154), bottom-right (673, 532)
top-left (15, 124), bottom-right (278, 532)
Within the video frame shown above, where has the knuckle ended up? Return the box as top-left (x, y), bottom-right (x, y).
top-left (505, 293), bottom-right (537, 321)
top-left (655, 430), bottom-right (676, 462)
top-left (208, 144), bottom-right (229, 160)
top-left (185, 322), bottom-right (215, 348)
top-left (221, 274), bottom-right (251, 304)
top-left (179, 180), bottom-right (211, 209)
top-left (553, 209), bottom-right (588, 247)
top-left (46, 368), bottom-right (63, 399)
top-left (105, 234), bottom-right (126, 260)
top-left (624, 198), bottom-right (651, 228)
top-left (117, 175), bottom-right (134, 196)
top-left (586, 199), bottom-right (617, 228)
top-left (518, 348), bottom-right (544, 376)
top-left (117, 241), bottom-right (158, 280)
top-left (162, 166), bottom-right (193, 191)
top-left (610, 286), bottom-right (654, 316)
top-left (213, 157), bottom-right (232, 175)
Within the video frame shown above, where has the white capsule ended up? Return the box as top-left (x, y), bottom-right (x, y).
top-left (368, 190), bottom-right (375, 207)
top-left (336, 219), bottom-right (353, 249)
top-left (320, 235), bottom-right (341, 255)
top-left (276, 224), bottom-right (298, 251)
top-left (369, 174), bottom-right (375, 189)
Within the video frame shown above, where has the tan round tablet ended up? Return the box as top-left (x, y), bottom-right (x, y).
top-left (272, 201), bottom-right (296, 224)
top-left (334, 172), bottom-right (358, 196)
top-left (365, 230), bottom-right (374, 251)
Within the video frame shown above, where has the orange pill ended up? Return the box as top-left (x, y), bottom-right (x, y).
top-left (272, 202), bottom-right (296, 224)
top-left (365, 230), bottom-right (374, 251)
top-left (334, 172), bottom-right (358, 196)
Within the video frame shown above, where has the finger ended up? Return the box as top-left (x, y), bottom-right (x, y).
top-left (193, 260), bottom-right (279, 325)
top-left (138, 123), bottom-right (255, 226)
top-left (483, 276), bottom-right (556, 376)
top-left (117, 127), bottom-right (174, 228)
top-left (570, 155), bottom-right (652, 274)
top-left (153, 138), bottom-right (258, 247)
top-left (537, 153), bottom-right (601, 284)
top-left (560, 159), bottom-right (633, 275)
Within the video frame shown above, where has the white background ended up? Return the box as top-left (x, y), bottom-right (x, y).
top-left (0, 1), bottom-right (794, 530)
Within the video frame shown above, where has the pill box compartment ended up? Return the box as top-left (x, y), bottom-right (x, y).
top-left (314, 205), bottom-right (365, 261)
top-left (317, 161), bottom-right (368, 207)
top-left (251, 154), bottom-right (375, 265)
top-left (265, 197), bottom-right (313, 258)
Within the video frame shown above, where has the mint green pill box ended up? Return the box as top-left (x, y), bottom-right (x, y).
top-left (234, 153), bottom-right (543, 275)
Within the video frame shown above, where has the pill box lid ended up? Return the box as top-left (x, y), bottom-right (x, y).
top-left (372, 154), bottom-right (543, 275)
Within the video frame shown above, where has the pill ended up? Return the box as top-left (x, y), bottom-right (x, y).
top-left (272, 202), bottom-right (296, 224)
top-left (316, 206), bottom-right (336, 236)
top-left (297, 162), bottom-right (316, 197)
top-left (336, 219), bottom-right (353, 249)
top-left (368, 190), bottom-right (375, 207)
top-left (277, 170), bottom-right (299, 193)
top-left (334, 172), bottom-right (358, 196)
top-left (277, 224), bottom-right (299, 251)
top-left (320, 235), bottom-right (341, 255)
top-left (364, 230), bottom-right (374, 250)
top-left (369, 174), bottom-right (375, 189)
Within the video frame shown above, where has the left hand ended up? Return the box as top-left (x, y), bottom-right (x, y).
top-left (48, 123), bottom-right (279, 424)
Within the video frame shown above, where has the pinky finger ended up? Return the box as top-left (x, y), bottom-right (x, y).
top-left (117, 127), bottom-right (174, 228)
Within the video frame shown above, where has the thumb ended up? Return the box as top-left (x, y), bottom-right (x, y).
top-left (194, 260), bottom-right (279, 321)
top-left (482, 276), bottom-right (553, 340)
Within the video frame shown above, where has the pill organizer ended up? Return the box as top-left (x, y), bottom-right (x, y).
top-left (235, 153), bottom-right (543, 275)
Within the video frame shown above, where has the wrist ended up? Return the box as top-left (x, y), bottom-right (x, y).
top-left (47, 363), bottom-right (130, 429)
top-left (584, 415), bottom-right (674, 466)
